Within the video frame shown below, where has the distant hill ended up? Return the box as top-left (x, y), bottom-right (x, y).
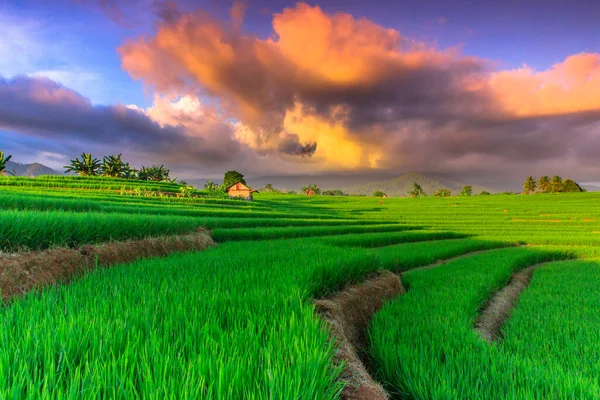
top-left (186, 173), bottom-right (395, 192)
top-left (344, 171), bottom-right (491, 197)
top-left (186, 171), bottom-right (492, 195)
top-left (5, 161), bottom-right (59, 177)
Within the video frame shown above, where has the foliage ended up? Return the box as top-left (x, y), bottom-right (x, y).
top-left (408, 183), bottom-right (425, 198)
top-left (121, 162), bottom-right (138, 179)
top-left (204, 181), bottom-right (218, 191)
top-left (138, 165), bottom-right (172, 182)
top-left (523, 176), bottom-right (537, 194)
top-left (0, 150), bottom-right (13, 176)
top-left (373, 191), bottom-right (387, 198)
top-left (459, 185), bottom-right (473, 196)
top-left (323, 189), bottom-right (345, 196)
top-left (302, 184), bottom-right (321, 195)
top-left (262, 183), bottom-right (280, 193)
top-left (101, 154), bottom-right (127, 178)
top-left (479, 191), bottom-right (491, 195)
top-left (433, 188), bottom-right (452, 198)
top-left (562, 179), bottom-right (584, 193)
top-left (550, 175), bottom-right (563, 193)
top-left (64, 153), bottom-right (102, 176)
top-left (537, 176), bottom-right (551, 193)
top-left (222, 170), bottom-right (246, 190)
top-left (178, 186), bottom-right (194, 198)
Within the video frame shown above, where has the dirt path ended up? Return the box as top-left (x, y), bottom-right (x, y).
top-left (0, 229), bottom-right (214, 301)
top-left (474, 263), bottom-right (543, 343)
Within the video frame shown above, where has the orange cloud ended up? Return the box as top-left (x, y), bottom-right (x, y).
top-left (491, 53), bottom-right (600, 116)
top-left (118, 3), bottom-right (600, 173)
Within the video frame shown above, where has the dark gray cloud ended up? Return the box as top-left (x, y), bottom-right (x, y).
top-left (277, 134), bottom-right (317, 157)
top-left (0, 75), bottom-right (242, 166)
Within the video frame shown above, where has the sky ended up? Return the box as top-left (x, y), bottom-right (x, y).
top-left (1, 0), bottom-right (599, 186)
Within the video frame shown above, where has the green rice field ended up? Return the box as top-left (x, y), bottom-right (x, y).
top-left (1, 175), bottom-right (599, 398)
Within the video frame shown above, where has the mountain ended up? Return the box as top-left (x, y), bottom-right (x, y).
top-left (5, 161), bottom-right (59, 177)
top-left (344, 171), bottom-right (491, 197)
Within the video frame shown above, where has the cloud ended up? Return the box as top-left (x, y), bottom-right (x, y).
top-left (3, 3), bottom-right (600, 183)
top-left (117, 2), bottom-right (600, 179)
top-left (0, 75), bottom-right (242, 167)
top-left (490, 53), bottom-right (600, 116)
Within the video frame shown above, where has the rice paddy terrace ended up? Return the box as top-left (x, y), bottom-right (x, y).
top-left (1, 175), bottom-right (600, 399)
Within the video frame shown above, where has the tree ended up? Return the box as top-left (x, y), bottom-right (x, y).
top-left (550, 175), bottom-right (563, 193)
top-left (459, 185), bottom-right (473, 196)
top-left (562, 179), bottom-right (584, 193)
top-left (0, 151), bottom-right (13, 176)
top-left (178, 185), bottom-right (194, 198)
top-left (537, 176), bottom-right (551, 193)
top-left (323, 189), bottom-right (345, 196)
top-left (302, 184), bottom-right (320, 195)
top-left (121, 162), bottom-right (138, 179)
top-left (522, 176), bottom-right (537, 194)
top-left (101, 154), bottom-right (126, 178)
top-left (433, 188), bottom-right (452, 198)
top-left (479, 191), bottom-right (491, 195)
top-left (373, 191), bottom-right (387, 198)
top-left (222, 170), bottom-right (246, 190)
top-left (138, 165), bottom-right (170, 181)
top-left (263, 183), bottom-right (279, 193)
top-left (204, 181), bottom-right (217, 191)
top-left (64, 153), bottom-right (101, 176)
top-left (408, 183), bottom-right (425, 198)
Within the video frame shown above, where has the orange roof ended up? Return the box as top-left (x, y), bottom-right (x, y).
top-left (226, 181), bottom-right (258, 192)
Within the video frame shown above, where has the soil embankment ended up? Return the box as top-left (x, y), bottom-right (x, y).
top-left (0, 229), bottom-right (214, 301)
top-left (475, 264), bottom-right (541, 343)
top-left (315, 271), bottom-right (403, 400)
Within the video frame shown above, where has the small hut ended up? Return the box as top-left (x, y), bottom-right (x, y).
top-left (226, 182), bottom-right (258, 200)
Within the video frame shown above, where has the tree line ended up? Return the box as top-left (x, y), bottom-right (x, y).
top-left (522, 176), bottom-right (585, 194)
top-left (64, 153), bottom-right (177, 183)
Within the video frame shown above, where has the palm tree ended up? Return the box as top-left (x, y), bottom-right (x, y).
top-left (537, 176), bottom-right (550, 193)
top-left (523, 176), bottom-right (536, 194)
top-left (122, 162), bottom-right (138, 179)
top-left (64, 153), bottom-right (101, 176)
top-left (204, 181), bottom-right (217, 191)
top-left (550, 175), bottom-right (563, 193)
top-left (302, 184), bottom-right (320, 196)
top-left (138, 165), bottom-right (171, 181)
top-left (0, 151), bottom-right (13, 176)
top-left (102, 154), bottom-right (126, 178)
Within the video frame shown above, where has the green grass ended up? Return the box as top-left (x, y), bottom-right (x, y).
top-left (368, 247), bottom-right (584, 399)
top-left (3, 187), bottom-right (600, 397)
top-left (0, 237), bottom-right (507, 398)
top-left (0, 211), bottom-right (204, 251)
top-left (210, 224), bottom-right (417, 242)
top-left (501, 260), bottom-right (600, 395)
